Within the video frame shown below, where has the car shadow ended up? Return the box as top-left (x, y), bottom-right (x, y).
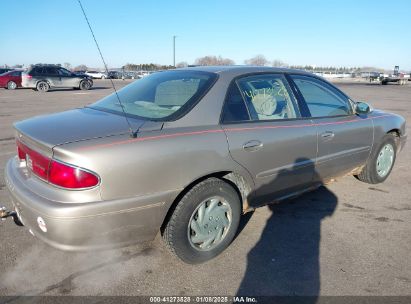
top-left (45, 87), bottom-right (111, 92)
top-left (236, 158), bottom-right (338, 300)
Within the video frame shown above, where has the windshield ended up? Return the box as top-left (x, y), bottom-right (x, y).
top-left (90, 70), bottom-right (217, 120)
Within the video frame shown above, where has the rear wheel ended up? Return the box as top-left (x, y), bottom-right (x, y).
top-left (36, 81), bottom-right (49, 92)
top-left (79, 80), bottom-right (91, 90)
top-left (162, 178), bottom-right (241, 264)
top-left (7, 81), bottom-right (17, 90)
top-left (356, 133), bottom-right (397, 184)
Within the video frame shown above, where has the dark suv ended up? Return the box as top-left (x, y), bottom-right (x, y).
top-left (22, 65), bottom-right (93, 92)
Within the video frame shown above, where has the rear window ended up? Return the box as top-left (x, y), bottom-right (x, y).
top-left (91, 70), bottom-right (217, 121)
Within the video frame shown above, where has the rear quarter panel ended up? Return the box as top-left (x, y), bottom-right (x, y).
top-left (52, 126), bottom-right (255, 204)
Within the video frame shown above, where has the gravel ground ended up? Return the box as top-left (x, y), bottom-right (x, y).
top-left (0, 80), bottom-right (410, 297)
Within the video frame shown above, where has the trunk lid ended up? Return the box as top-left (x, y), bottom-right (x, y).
top-left (14, 107), bottom-right (146, 149)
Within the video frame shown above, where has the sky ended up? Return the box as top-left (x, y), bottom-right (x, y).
top-left (1, 0), bottom-right (410, 70)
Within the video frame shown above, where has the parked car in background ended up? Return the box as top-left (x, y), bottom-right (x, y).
top-left (107, 71), bottom-right (121, 79)
top-left (0, 70), bottom-right (22, 89)
top-left (22, 64), bottom-right (93, 92)
top-left (0, 68), bottom-right (14, 75)
top-left (73, 70), bottom-right (87, 76)
top-left (85, 71), bottom-right (107, 79)
top-left (3, 67), bottom-right (407, 264)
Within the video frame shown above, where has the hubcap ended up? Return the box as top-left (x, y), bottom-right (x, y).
top-left (188, 196), bottom-right (232, 251)
top-left (376, 143), bottom-right (394, 178)
top-left (8, 82), bottom-right (16, 89)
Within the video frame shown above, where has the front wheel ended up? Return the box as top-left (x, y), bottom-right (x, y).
top-left (79, 80), bottom-right (91, 90)
top-left (162, 178), bottom-right (241, 264)
top-left (356, 133), bottom-right (397, 184)
top-left (7, 81), bottom-right (17, 90)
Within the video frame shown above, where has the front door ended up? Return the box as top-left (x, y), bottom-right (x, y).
top-left (58, 67), bottom-right (78, 87)
top-left (290, 75), bottom-right (373, 181)
top-left (221, 74), bottom-right (318, 206)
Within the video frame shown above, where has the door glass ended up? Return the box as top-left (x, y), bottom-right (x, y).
top-left (58, 68), bottom-right (72, 76)
top-left (236, 74), bottom-right (298, 121)
top-left (222, 83), bottom-right (250, 123)
top-left (46, 67), bottom-right (58, 75)
top-left (291, 75), bottom-right (352, 117)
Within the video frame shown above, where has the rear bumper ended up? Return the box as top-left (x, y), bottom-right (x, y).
top-left (4, 158), bottom-right (179, 251)
top-left (21, 78), bottom-right (36, 88)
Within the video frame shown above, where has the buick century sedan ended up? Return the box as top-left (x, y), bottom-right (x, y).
top-left (2, 66), bottom-right (407, 263)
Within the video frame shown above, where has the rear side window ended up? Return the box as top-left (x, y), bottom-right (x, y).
top-left (291, 75), bottom-right (352, 117)
top-left (237, 74), bottom-right (298, 121)
top-left (32, 67), bottom-right (44, 75)
top-left (46, 67), bottom-right (58, 75)
top-left (222, 83), bottom-right (250, 123)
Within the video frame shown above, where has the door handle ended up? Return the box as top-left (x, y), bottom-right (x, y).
top-left (243, 140), bottom-right (263, 151)
top-left (321, 131), bottom-right (335, 140)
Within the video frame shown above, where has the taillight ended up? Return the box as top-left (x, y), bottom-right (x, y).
top-left (16, 140), bottom-right (99, 189)
top-left (23, 74), bottom-right (32, 79)
top-left (48, 160), bottom-right (99, 189)
top-left (16, 140), bottom-right (49, 180)
top-left (17, 142), bottom-right (26, 160)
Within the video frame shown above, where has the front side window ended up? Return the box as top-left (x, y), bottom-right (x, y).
top-left (236, 74), bottom-right (298, 121)
top-left (58, 68), bottom-right (72, 76)
top-left (91, 70), bottom-right (217, 120)
top-left (291, 75), bottom-right (352, 117)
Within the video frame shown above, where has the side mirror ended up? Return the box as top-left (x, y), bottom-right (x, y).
top-left (355, 101), bottom-right (371, 115)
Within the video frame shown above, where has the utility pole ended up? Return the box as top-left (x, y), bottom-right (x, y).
top-left (173, 35), bottom-right (177, 67)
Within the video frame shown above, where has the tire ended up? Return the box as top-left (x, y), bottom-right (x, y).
top-left (356, 133), bottom-right (397, 184)
top-left (7, 81), bottom-right (17, 90)
top-left (36, 81), bottom-right (49, 92)
top-left (162, 178), bottom-right (241, 264)
top-left (79, 80), bottom-right (91, 90)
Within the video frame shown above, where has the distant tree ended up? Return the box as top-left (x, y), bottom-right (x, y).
top-left (11, 64), bottom-right (23, 68)
top-left (194, 55), bottom-right (235, 66)
top-left (244, 55), bottom-right (268, 66)
top-left (176, 61), bottom-right (188, 68)
top-left (271, 59), bottom-right (288, 67)
top-left (63, 62), bottom-right (72, 70)
top-left (74, 64), bottom-right (88, 71)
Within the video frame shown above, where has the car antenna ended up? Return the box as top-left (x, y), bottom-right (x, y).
top-left (77, 0), bottom-right (137, 138)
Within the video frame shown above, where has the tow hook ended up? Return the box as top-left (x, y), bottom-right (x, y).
top-left (0, 206), bottom-right (24, 226)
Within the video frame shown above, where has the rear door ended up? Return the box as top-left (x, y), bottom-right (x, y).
top-left (289, 75), bottom-right (373, 181)
top-left (45, 67), bottom-right (62, 87)
top-left (222, 73), bottom-right (318, 206)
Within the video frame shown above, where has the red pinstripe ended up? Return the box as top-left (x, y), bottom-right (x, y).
top-left (77, 114), bottom-right (392, 151)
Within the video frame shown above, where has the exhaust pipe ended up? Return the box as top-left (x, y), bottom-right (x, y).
top-left (0, 206), bottom-right (24, 226)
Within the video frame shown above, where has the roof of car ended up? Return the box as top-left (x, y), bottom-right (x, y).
top-left (178, 65), bottom-right (313, 76)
